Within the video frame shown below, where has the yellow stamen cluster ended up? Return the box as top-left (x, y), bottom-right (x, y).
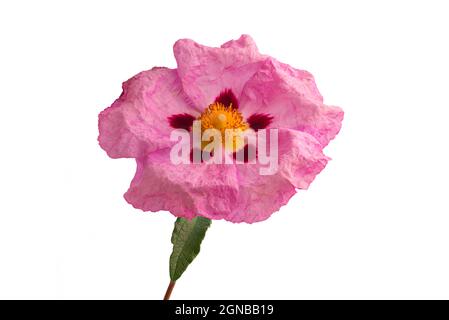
top-left (198, 102), bottom-right (249, 151)
top-left (199, 102), bottom-right (248, 133)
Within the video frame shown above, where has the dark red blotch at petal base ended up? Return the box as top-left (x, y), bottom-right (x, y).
top-left (247, 113), bottom-right (274, 131)
top-left (190, 148), bottom-right (213, 163)
top-left (168, 113), bottom-right (196, 130)
top-left (214, 89), bottom-right (239, 109)
top-left (232, 144), bottom-right (257, 163)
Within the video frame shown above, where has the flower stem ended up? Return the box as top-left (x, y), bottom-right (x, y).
top-left (164, 281), bottom-right (176, 300)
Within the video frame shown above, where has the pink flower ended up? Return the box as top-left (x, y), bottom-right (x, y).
top-left (98, 35), bottom-right (343, 223)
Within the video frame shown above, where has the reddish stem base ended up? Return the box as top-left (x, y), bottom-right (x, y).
top-left (164, 281), bottom-right (176, 300)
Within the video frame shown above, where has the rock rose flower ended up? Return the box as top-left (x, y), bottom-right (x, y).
top-left (98, 35), bottom-right (343, 224)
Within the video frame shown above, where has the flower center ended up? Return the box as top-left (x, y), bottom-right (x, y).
top-left (199, 102), bottom-right (248, 132)
top-left (198, 102), bottom-right (249, 151)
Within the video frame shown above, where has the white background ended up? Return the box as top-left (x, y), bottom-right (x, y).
top-left (1, 0), bottom-right (448, 300)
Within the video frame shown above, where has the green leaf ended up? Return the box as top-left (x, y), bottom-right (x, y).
top-left (169, 217), bottom-right (212, 281)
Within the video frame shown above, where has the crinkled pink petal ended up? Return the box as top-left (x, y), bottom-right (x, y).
top-left (239, 58), bottom-right (344, 146)
top-left (124, 129), bottom-right (328, 223)
top-left (226, 164), bottom-right (297, 223)
top-left (276, 129), bottom-right (330, 189)
top-left (124, 148), bottom-right (241, 221)
top-left (226, 129), bottom-right (329, 223)
top-left (173, 35), bottom-right (265, 109)
top-left (98, 67), bottom-right (199, 158)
